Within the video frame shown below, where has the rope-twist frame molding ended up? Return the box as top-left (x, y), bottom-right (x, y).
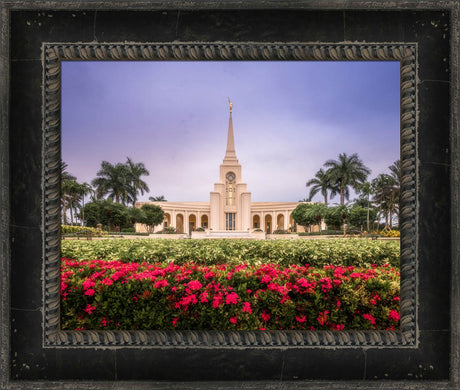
top-left (43, 43), bottom-right (417, 347)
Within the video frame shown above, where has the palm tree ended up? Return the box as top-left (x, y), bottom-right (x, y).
top-left (149, 195), bottom-right (166, 202)
top-left (358, 181), bottom-right (372, 231)
top-left (305, 203), bottom-right (327, 232)
top-left (77, 182), bottom-right (94, 226)
top-left (371, 174), bottom-right (397, 229)
top-left (91, 161), bottom-right (131, 204)
top-left (324, 153), bottom-right (371, 205)
top-left (306, 168), bottom-right (337, 205)
top-left (126, 157), bottom-right (150, 206)
top-left (61, 161), bottom-right (76, 225)
top-left (388, 159), bottom-right (401, 226)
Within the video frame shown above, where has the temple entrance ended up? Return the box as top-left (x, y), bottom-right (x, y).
top-left (189, 214), bottom-right (196, 234)
top-left (176, 214), bottom-right (184, 233)
top-left (226, 213), bottom-right (236, 230)
top-left (277, 214), bottom-right (284, 230)
top-left (253, 215), bottom-right (260, 229)
top-left (163, 213), bottom-right (171, 228)
top-left (264, 215), bottom-right (272, 234)
top-left (201, 214), bottom-right (208, 228)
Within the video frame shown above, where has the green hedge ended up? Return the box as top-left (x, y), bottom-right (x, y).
top-left (61, 258), bottom-right (400, 331)
top-left (61, 238), bottom-right (400, 268)
top-left (61, 225), bottom-right (107, 236)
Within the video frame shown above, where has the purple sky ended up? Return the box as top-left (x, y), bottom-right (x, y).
top-left (62, 61), bottom-right (400, 203)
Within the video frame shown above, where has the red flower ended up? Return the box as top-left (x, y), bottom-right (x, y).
top-left (230, 316), bottom-right (238, 324)
top-left (225, 292), bottom-right (240, 305)
top-left (388, 310), bottom-right (400, 322)
top-left (83, 304), bottom-right (96, 315)
top-left (317, 311), bottom-right (329, 325)
top-left (363, 313), bottom-right (376, 325)
top-left (154, 279), bottom-right (169, 289)
top-left (295, 315), bottom-right (306, 323)
top-left (84, 288), bottom-right (95, 297)
top-left (261, 311), bottom-right (270, 322)
top-left (187, 280), bottom-right (203, 291)
top-left (242, 302), bottom-right (252, 314)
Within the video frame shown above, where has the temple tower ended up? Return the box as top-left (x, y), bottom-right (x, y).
top-left (210, 100), bottom-right (251, 231)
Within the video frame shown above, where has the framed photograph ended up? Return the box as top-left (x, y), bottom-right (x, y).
top-left (1, 1), bottom-right (459, 389)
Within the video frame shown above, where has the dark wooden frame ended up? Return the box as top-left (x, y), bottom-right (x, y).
top-left (1, 1), bottom-right (459, 389)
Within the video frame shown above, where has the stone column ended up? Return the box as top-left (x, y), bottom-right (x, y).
top-left (184, 211), bottom-right (189, 235)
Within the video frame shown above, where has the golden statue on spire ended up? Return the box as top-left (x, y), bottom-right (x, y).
top-left (228, 97), bottom-right (233, 113)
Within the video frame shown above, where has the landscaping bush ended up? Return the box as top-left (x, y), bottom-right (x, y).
top-left (61, 238), bottom-right (400, 268)
top-left (61, 225), bottom-right (107, 236)
top-left (273, 229), bottom-right (289, 234)
top-left (61, 258), bottom-right (400, 331)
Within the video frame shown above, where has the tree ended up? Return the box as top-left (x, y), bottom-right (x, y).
top-left (388, 159), bottom-right (401, 226)
top-left (348, 205), bottom-right (377, 231)
top-left (91, 161), bottom-right (131, 204)
top-left (325, 204), bottom-right (350, 235)
top-left (291, 203), bottom-right (316, 230)
top-left (371, 174), bottom-right (397, 229)
top-left (81, 199), bottom-right (130, 230)
top-left (127, 207), bottom-right (146, 226)
top-left (357, 181), bottom-right (372, 231)
top-left (324, 153), bottom-right (371, 205)
top-left (149, 195), bottom-right (167, 201)
top-left (305, 203), bottom-right (327, 232)
top-left (61, 161), bottom-right (76, 225)
top-left (306, 168), bottom-right (337, 205)
top-left (77, 182), bottom-right (94, 226)
top-left (126, 157), bottom-right (150, 206)
top-left (139, 204), bottom-right (165, 233)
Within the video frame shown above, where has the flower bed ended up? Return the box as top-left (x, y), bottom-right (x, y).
top-left (61, 238), bottom-right (400, 268)
top-left (61, 258), bottom-right (400, 331)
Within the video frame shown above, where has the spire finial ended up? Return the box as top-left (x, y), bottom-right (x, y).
top-left (228, 97), bottom-right (233, 114)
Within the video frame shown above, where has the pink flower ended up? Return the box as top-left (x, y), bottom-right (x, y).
top-left (84, 304), bottom-right (96, 315)
top-left (84, 288), bottom-right (95, 296)
top-left (295, 315), bottom-right (306, 323)
top-left (172, 317), bottom-right (179, 327)
top-left (100, 317), bottom-right (108, 327)
top-left (187, 280), bottom-right (203, 291)
top-left (334, 324), bottom-right (345, 330)
top-left (242, 302), bottom-right (252, 314)
top-left (230, 316), bottom-right (238, 324)
top-left (154, 279), bottom-right (168, 289)
top-left (388, 310), bottom-right (400, 322)
top-left (212, 293), bottom-right (223, 308)
top-left (225, 292), bottom-right (240, 305)
top-left (200, 291), bottom-right (209, 303)
top-left (82, 279), bottom-right (95, 290)
top-left (100, 278), bottom-right (113, 286)
top-left (363, 313), bottom-right (376, 325)
top-left (261, 311), bottom-right (270, 322)
top-left (317, 311), bottom-right (329, 325)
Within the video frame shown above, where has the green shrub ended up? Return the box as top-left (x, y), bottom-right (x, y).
top-left (61, 258), bottom-right (400, 331)
top-left (61, 225), bottom-right (107, 236)
top-left (61, 238), bottom-right (400, 268)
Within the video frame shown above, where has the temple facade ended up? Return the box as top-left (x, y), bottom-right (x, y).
top-left (136, 102), bottom-right (304, 235)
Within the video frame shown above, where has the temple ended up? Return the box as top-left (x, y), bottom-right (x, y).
top-left (136, 101), bottom-right (303, 236)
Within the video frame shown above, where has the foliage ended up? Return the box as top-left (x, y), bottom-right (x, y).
top-left (324, 153), bottom-right (371, 204)
top-left (156, 227), bottom-right (178, 234)
top-left (61, 238), bottom-right (400, 268)
top-left (61, 225), bottom-right (107, 236)
top-left (306, 168), bottom-right (337, 205)
top-left (348, 205), bottom-right (378, 229)
top-left (291, 203), bottom-right (317, 227)
top-left (139, 204), bottom-right (164, 233)
top-left (82, 199), bottom-right (131, 230)
top-left (61, 258), bottom-right (400, 331)
top-left (91, 158), bottom-right (150, 206)
top-left (273, 229), bottom-right (289, 234)
top-left (149, 195), bottom-right (167, 201)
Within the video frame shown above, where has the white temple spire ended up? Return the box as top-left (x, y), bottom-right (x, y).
top-left (223, 98), bottom-right (238, 163)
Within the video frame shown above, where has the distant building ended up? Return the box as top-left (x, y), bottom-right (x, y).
top-left (136, 102), bottom-right (312, 235)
